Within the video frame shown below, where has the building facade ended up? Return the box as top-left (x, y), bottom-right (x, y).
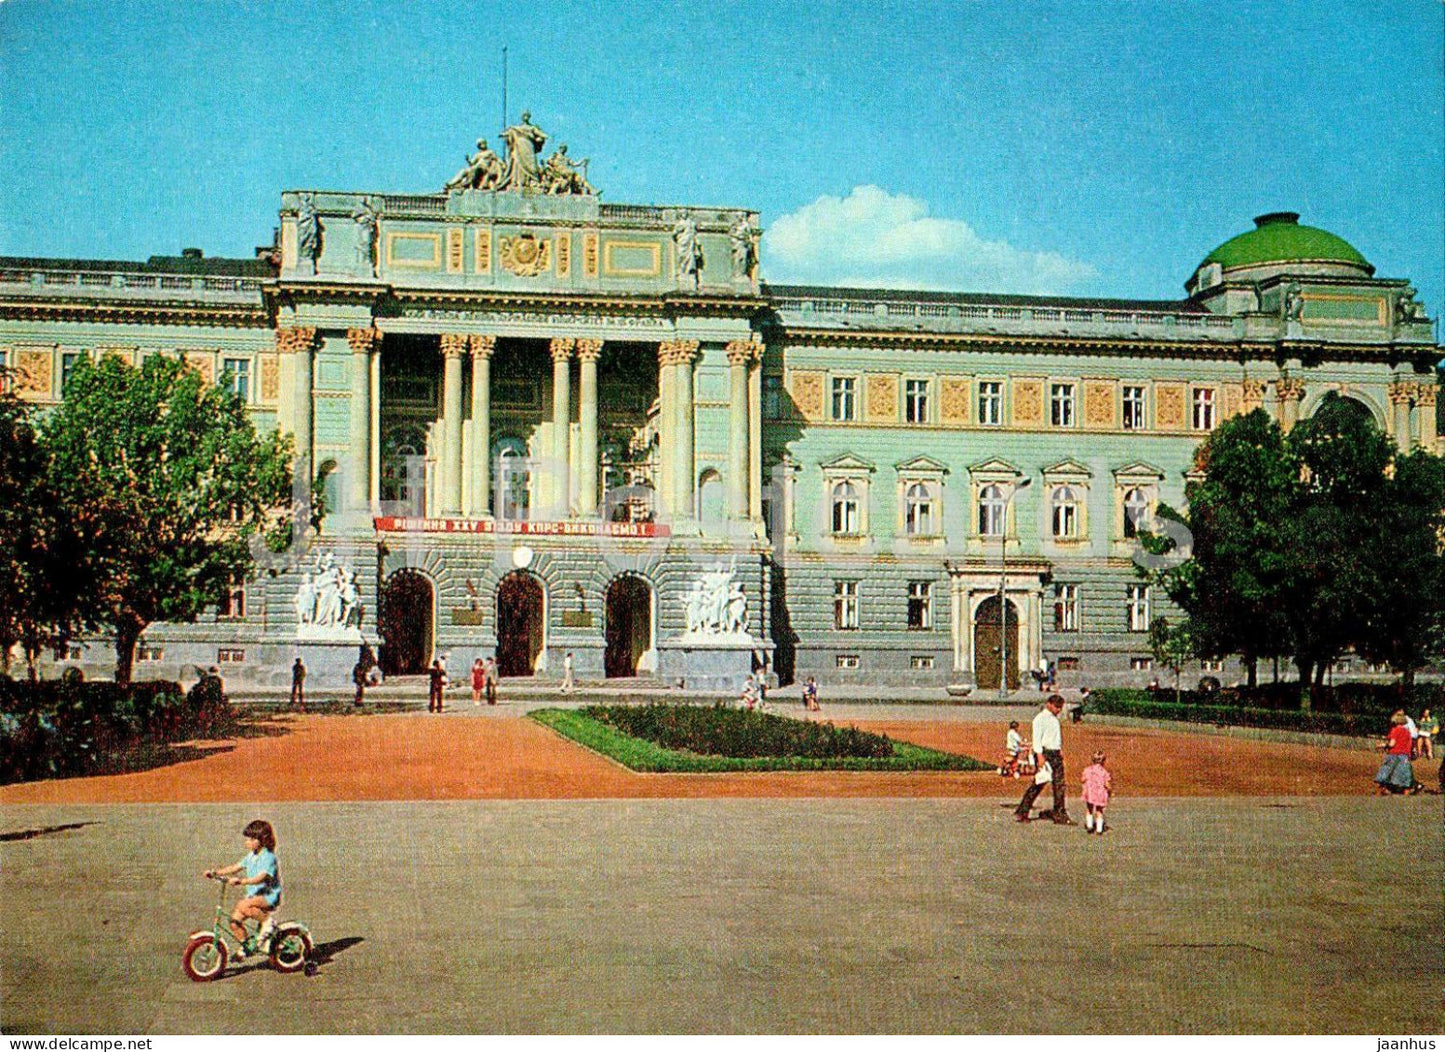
top-left (3, 123), bottom-right (1441, 690)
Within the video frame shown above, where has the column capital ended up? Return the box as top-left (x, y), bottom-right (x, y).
top-left (1388, 381), bottom-right (1416, 406)
top-left (276, 326), bottom-right (317, 354)
top-left (549, 337), bottom-right (576, 362)
top-left (1274, 378), bottom-right (1305, 401)
top-left (1241, 379), bottom-right (1267, 403)
top-left (1415, 381), bottom-right (1438, 408)
top-left (725, 338), bottom-right (760, 366)
top-left (346, 327), bottom-right (380, 354)
top-left (469, 334), bottom-right (497, 359)
top-left (575, 337), bottom-right (603, 363)
top-left (440, 333), bottom-right (470, 359)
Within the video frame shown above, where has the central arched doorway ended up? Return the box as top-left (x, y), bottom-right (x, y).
top-left (380, 569), bottom-right (433, 676)
top-left (605, 575), bottom-right (653, 677)
top-left (496, 571), bottom-right (545, 677)
top-left (973, 594), bottom-right (1020, 691)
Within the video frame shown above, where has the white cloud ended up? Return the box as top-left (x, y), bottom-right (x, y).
top-left (763, 185), bottom-right (1097, 295)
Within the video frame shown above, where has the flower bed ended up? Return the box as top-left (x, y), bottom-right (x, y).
top-left (530, 703), bottom-right (990, 773)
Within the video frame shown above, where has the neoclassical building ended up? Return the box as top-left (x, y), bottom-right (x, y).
top-left (2, 121), bottom-right (1440, 689)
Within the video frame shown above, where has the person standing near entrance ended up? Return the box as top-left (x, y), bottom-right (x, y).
top-left (560, 651), bottom-right (575, 694)
top-left (427, 658), bottom-right (446, 713)
top-left (1014, 694), bottom-right (1075, 824)
top-left (484, 656), bottom-right (497, 705)
top-left (289, 657), bottom-right (306, 711)
top-left (352, 658), bottom-right (368, 707)
top-left (471, 657), bottom-right (486, 707)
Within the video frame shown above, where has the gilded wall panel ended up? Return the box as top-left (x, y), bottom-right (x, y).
top-left (446, 228), bottom-right (464, 273)
top-left (185, 353), bottom-right (215, 385)
top-left (1083, 380), bottom-right (1116, 428)
top-left (1155, 382), bottom-right (1187, 430)
top-left (865, 374), bottom-right (898, 423)
top-left (474, 228), bottom-right (492, 274)
top-left (790, 370), bottom-right (825, 421)
top-left (555, 232), bottom-right (572, 278)
top-left (583, 231), bottom-right (599, 278)
top-left (940, 377), bottom-right (970, 424)
top-left (259, 355), bottom-right (280, 403)
top-left (1012, 378), bottom-right (1044, 426)
top-left (1221, 382), bottom-right (1243, 419)
top-left (14, 348), bottom-right (53, 398)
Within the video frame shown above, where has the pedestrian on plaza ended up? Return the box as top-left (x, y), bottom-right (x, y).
top-left (484, 656), bottom-right (497, 705)
top-left (1014, 694), bottom-right (1075, 824)
top-left (1375, 711), bottom-right (1416, 795)
top-left (471, 657), bottom-right (486, 706)
top-left (289, 657), bottom-right (306, 711)
top-left (352, 657), bottom-right (368, 707)
top-left (427, 658), bottom-right (446, 713)
top-left (1035, 656), bottom-right (1049, 692)
top-left (560, 651), bottom-right (575, 694)
top-left (803, 675), bottom-right (821, 712)
top-left (1081, 751), bottom-right (1113, 834)
top-left (1417, 708), bottom-right (1437, 760)
top-left (740, 674), bottom-right (758, 710)
top-left (1072, 686), bottom-right (1090, 724)
top-left (1405, 710), bottom-right (1420, 758)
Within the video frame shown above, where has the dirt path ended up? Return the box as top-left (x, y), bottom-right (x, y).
top-left (0, 709), bottom-right (1431, 805)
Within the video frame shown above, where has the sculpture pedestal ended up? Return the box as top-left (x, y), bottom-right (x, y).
top-left (292, 637), bottom-right (374, 692)
top-left (659, 633), bottom-right (772, 694)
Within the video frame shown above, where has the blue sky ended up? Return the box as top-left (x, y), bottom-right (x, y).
top-left (2, 0), bottom-right (1441, 314)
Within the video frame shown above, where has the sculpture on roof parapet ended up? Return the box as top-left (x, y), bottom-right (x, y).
top-left (295, 192), bottom-right (320, 270)
top-left (1395, 285), bottom-right (1425, 324)
top-left (352, 197), bottom-right (379, 276)
top-left (730, 215), bottom-right (757, 280)
top-left (673, 215), bottom-right (703, 289)
top-left (444, 111), bottom-right (598, 196)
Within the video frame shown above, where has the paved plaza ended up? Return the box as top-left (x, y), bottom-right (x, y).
top-left (2, 790), bottom-right (1440, 1033)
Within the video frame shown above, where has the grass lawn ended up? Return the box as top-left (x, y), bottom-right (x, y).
top-left (529, 706), bottom-right (991, 773)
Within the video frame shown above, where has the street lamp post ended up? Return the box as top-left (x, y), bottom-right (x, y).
top-left (998, 477), bottom-right (1032, 696)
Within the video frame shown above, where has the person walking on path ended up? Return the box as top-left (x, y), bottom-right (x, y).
top-left (352, 658), bottom-right (368, 707)
top-left (1014, 694), bottom-right (1075, 824)
top-left (289, 657), bottom-right (306, 711)
top-left (803, 676), bottom-right (820, 712)
top-left (471, 658), bottom-right (486, 706)
top-left (560, 651), bottom-right (575, 694)
top-left (427, 658), bottom-right (446, 713)
top-left (1081, 751), bottom-right (1113, 834)
top-left (1375, 711), bottom-right (1417, 794)
top-left (1417, 709), bottom-right (1437, 760)
top-left (484, 656), bottom-right (497, 705)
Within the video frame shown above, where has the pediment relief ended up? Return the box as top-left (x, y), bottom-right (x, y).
top-left (1113, 459), bottom-right (1166, 481)
top-left (968, 457), bottom-right (1023, 478)
top-left (820, 452), bottom-right (877, 474)
top-left (895, 453), bottom-right (949, 476)
top-left (1041, 458), bottom-right (1093, 480)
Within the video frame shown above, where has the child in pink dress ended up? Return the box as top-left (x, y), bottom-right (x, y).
top-left (1081, 751), bottom-right (1112, 834)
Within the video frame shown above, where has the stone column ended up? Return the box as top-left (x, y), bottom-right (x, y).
top-left (748, 349), bottom-right (762, 520)
top-left (1416, 381), bottom-right (1438, 452)
top-left (369, 348), bottom-right (381, 505)
top-left (672, 340), bottom-right (698, 519)
top-left (576, 338), bottom-right (603, 516)
top-left (725, 340), bottom-right (753, 519)
top-left (656, 342), bottom-right (675, 515)
top-left (469, 335), bottom-right (495, 516)
top-left (346, 328), bottom-right (377, 515)
top-left (440, 333), bottom-right (468, 516)
top-left (280, 326), bottom-right (317, 504)
top-left (1389, 381), bottom-right (1415, 452)
top-left (1274, 377), bottom-right (1305, 433)
top-left (550, 338), bottom-right (574, 517)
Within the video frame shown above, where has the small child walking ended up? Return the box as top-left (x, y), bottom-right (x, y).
top-left (1000, 720), bottom-right (1026, 778)
top-left (1081, 751), bottom-right (1112, 834)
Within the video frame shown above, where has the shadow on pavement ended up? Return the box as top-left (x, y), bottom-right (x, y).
top-left (0, 821), bottom-right (94, 842)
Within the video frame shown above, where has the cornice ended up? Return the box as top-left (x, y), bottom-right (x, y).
top-left (0, 297), bottom-right (271, 329)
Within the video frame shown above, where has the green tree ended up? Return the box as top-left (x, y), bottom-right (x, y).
top-left (1147, 616), bottom-right (1195, 704)
top-left (0, 378), bottom-right (89, 677)
top-left (41, 354), bottom-right (294, 684)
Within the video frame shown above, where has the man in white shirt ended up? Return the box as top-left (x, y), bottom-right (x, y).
top-left (1014, 694), bottom-right (1075, 825)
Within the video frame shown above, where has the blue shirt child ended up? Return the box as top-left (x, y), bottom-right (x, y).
top-left (239, 847), bottom-right (282, 907)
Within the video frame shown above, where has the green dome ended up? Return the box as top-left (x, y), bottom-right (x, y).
top-left (1201, 212), bottom-right (1372, 272)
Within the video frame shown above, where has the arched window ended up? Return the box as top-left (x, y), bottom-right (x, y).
top-left (978, 484), bottom-right (1006, 537)
top-left (494, 438), bottom-right (530, 521)
top-left (831, 481), bottom-right (860, 535)
top-left (1123, 487), bottom-right (1150, 538)
top-left (904, 482), bottom-right (935, 536)
top-left (1052, 485), bottom-right (1078, 539)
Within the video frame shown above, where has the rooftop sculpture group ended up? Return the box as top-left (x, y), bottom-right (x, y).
top-left (445, 111), bottom-right (595, 196)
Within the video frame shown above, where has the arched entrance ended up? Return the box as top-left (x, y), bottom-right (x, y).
top-left (973, 595), bottom-right (1020, 691)
top-left (605, 575), bottom-right (653, 678)
top-left (496, 571), bottom-right (545, 677)
top-left (380, 570), bottom-right (433, 676)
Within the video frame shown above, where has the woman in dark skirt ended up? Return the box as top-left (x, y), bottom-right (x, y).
top-left (1375, 711), bottom-right (1417, 794)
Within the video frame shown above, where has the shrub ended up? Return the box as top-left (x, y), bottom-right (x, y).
top-left (1088, 688), bottom-right (1392, 737)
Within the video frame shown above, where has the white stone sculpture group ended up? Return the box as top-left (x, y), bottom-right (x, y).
top-left (683, 563), bottom-right (750, 638)
top-left (294, 551), bottom-right (362, 636)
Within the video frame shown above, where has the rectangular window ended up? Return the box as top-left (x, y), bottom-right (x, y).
top-left (904, 379), bottom-right (930, 424)
top-left (1129, 656), bottom-right (1153, 671)
top-left (57, 644), bottom-right (82, 661)
top-left (60, 351), bottom-right (85, 395)
top-left (1122, 385), bottom-right (1146, 430)
top-left (910, 655), bottom-right (935, 670)
top-left (1127, 584), bottom-right (1150, 632)
top-left (217, 647), bottom-right (246, 664)
top-left (977, 381), bottom-right (1002, 426)
top-left (835, 654), bottom-right (860, 670)
top-left (137, 643), bottom-right (165, 662)
top-left (834, 580), bottom-right (859, 630)
top-left (1053, 584), bottom-right (1080, 632)
top-left (831, 377), bottom-right (856, 422)
top-left (1050, 383), bottom-right (1076, 427)
top-left (1056, 656), bottom-right (1080, 672)
top-left (1200, 659), bottom-right (1224, 672)
top-left (222, 358), bottom-right (251, 402)
top-left (218, 579), bottom-right (246, 619)
top-left (763, 375), bottom-right (782, 417)
top-left (906, 580), bottom-right (933, 630)
top-left (1192, 388), bottom-right (1216, 430)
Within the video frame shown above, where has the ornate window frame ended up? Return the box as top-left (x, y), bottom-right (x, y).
top-left (976, 378), bottom-right (1005, 427)
top-left (820, 452), bottom-right (875, 542)
top-left (829, 374), bottom-right (858, 423)
top-left (1112, 461), bottom-right (1164, 545)
top-left (1191, 386), bottom-right (1218, 431)
top-left (1050, 380), bottom-right (1078, 428)
top-left (896, 454), bottom-right (947, 543)
top-left (969, 458), bottom-right (1026, 542)
top-left (1042, 458), bottom-right (1092, 545)
top-left (904, 377), bottom-right (932, 425)
top-left (1122, 384), bottom-right (1148, 430)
